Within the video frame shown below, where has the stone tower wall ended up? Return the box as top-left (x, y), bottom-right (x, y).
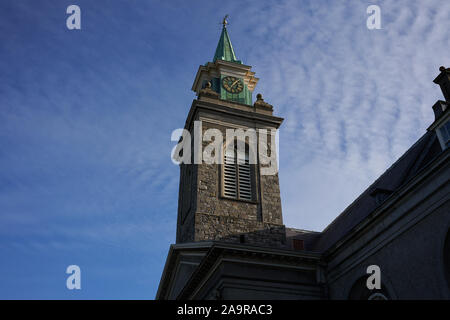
top-left (176, 98), bottom-right (284, 245)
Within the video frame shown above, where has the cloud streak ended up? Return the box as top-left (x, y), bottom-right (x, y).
top-left (0, 0), bottom-right (448, 298)
top-left (226, 0), bottom-right (450, 230)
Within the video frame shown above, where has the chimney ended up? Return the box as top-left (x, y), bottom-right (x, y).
top-left (434, 66), bottom-right (450, 103)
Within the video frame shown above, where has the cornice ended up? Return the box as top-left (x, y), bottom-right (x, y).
top-left (191, 60), bottom-right (259, 94)
top-left (184, 99), bottom-right (284, 131)
top-left (177, 241), bottom-right (322, 299)
top-left (156, 243), bottom-right (213, 300)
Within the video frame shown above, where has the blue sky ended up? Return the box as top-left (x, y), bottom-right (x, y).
top-left (0, 0), bottom-right (449, 299)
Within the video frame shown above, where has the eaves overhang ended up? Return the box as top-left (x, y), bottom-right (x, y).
top-left (156, 242), bottom-right (214, 300)
top-left (176, 241), bottom-right (323, 300)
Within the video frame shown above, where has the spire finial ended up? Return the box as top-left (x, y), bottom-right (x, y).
top-left (222, 14), bottom-right (229, 28)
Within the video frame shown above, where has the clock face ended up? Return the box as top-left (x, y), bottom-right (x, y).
top-left (222, 76), bottom-right (244, 94)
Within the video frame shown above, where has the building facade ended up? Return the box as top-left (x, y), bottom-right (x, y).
top-left (157, 22), bottom-right (450, 300)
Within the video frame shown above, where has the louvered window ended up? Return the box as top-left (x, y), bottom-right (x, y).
top-left (223, 146), bottom-right (253, 201)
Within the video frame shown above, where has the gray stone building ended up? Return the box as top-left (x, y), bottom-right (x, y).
top-left (156, 22), bottom-right (450, 300)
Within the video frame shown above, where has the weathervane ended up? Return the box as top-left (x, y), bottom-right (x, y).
top-left (222, 14), bottom-right (229, 27)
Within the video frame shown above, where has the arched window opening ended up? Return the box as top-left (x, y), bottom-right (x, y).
top-left (348, 276), bottom-right (390, 300)
top-left (368, 293), bottom-right (388, 300)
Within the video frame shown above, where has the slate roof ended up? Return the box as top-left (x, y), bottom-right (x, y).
top-left (310, 130), bottom-right (443, 253)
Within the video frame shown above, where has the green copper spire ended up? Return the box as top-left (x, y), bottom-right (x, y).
top-left (213, 16), bottom-right (242, 64)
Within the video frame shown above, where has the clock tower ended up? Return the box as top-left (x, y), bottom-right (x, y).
top-left (159, 19), bottom-right (450, 301)
top-left (176, 18), bottom-right (286, 247)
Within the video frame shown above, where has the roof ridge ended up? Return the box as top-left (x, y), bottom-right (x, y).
top-left (286, 227), bottom-right (321, 233)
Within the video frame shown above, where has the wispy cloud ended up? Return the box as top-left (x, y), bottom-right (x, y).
top-left (224, 0), bottom-right (450, 230)
top-left (0, 0), bottom-right (448, 298)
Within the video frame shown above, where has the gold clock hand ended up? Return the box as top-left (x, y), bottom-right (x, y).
top-left (231, 79), bottom-right (239, 88)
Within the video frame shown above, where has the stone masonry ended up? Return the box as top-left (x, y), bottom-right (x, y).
top-left (176, 93), bottom-right (285, 247)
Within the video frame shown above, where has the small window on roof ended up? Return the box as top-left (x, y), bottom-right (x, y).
top-left (292, 239), bottom-right (304, 250)
top-left (438, 120), bottom-right (450, 149)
